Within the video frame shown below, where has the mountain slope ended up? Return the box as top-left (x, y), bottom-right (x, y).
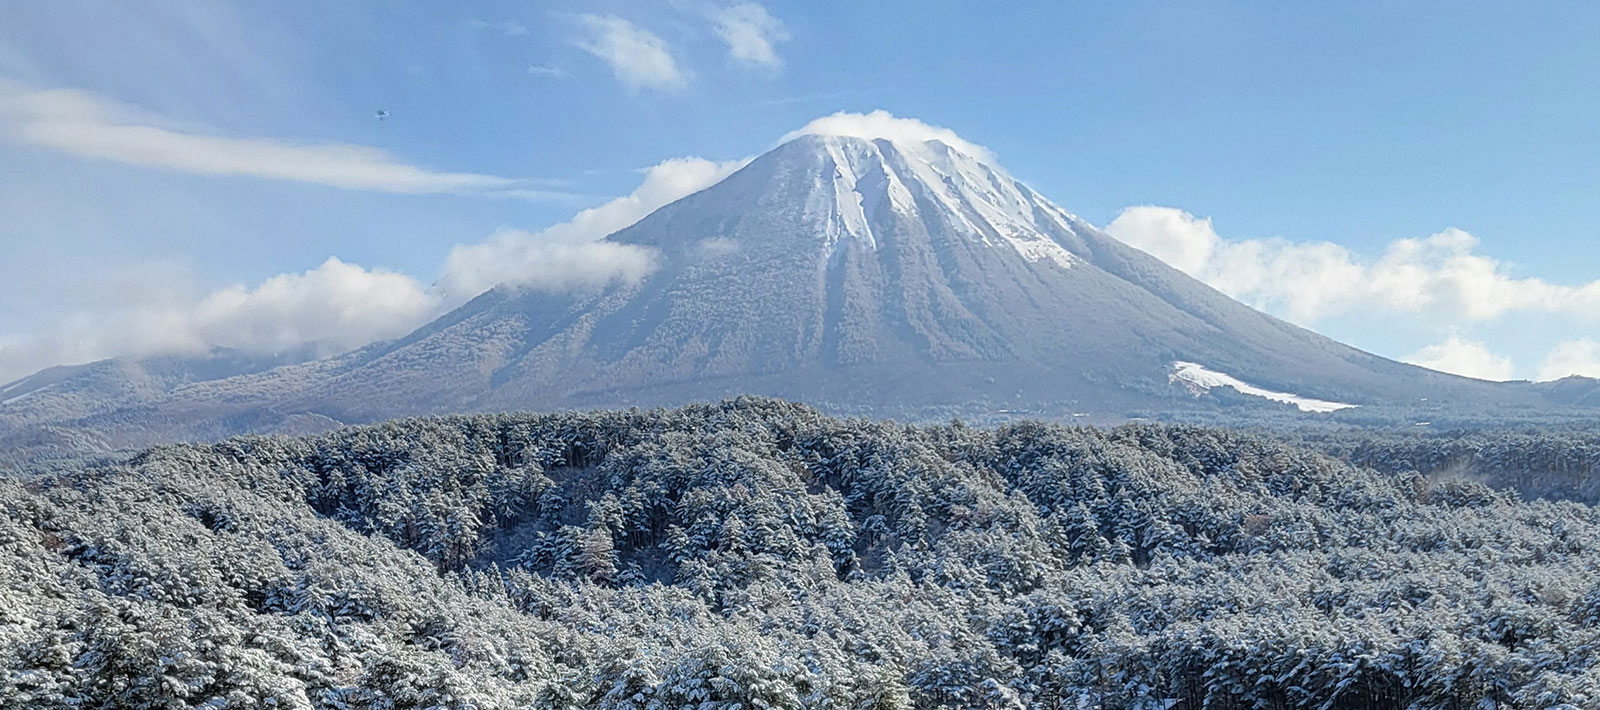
top-left (259, 134), bottom-right (1524, 410)
top-left (0, 131), bottom-right (1578, 453)
top-left (0, 346), bottom-right (331, 459)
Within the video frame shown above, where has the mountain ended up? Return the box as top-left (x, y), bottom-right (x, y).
top-left (0, 130), bottom-right (1586, 455)
top-left (0, 346), bottom-right (325, 426)
top-left (0, 346), bottom-right (332, 461)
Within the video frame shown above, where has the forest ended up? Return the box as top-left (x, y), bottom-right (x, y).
top-left (4, 397), bottom-right (1600, 709)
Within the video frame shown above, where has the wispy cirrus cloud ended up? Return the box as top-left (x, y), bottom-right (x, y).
top-left (707, 3), bottom-right (789, 70)
top-left (527, 64), bottom-right (572, 81)
top-left (0, 80), bottom-right (567, 199)
top-left (563, 4), bottom-right (788, 91)
top-left (467, 19), bottom-right (529, 37)
top-left (760, 87), bottom-right (896, 107)
top-left (0, 76), bottom-right (755, 381)
top-left (0, 151), bottom-right (749, 383)
top-left (573, 15), bottom-right (688, 92)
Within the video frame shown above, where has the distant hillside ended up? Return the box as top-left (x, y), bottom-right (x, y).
top-left (5, 398), bottom-right (1600, 707)
top-left (0, 346), bottom-right (320, 430)
top-left (0, 346), bottom-right (329, 464)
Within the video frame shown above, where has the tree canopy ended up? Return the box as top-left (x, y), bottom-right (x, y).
top-left (4, 397), bottom-right (1599, 708)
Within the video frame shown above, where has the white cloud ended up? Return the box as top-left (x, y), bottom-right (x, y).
top-left (1105, 205), bottom-right (1600, 382)
top-left (0, 143), bottom-right (748, 382)
top-left (444, 234), bottom-right (659, 300)
top-left (527, 65), bottom-right (571, 80)
top-left (191, 257), bottom-right (439, 353)
top-left (441, 156), bottom-right (746, 299)
top-left (0, 80), bottom-right (560, 198)
top-left (1103, 205), bottom-right (1220, 274)
top-left (0, 258), bottom-right (439, 383)
top-left (783, 110), bottom-right (997, 164)
top-left (1538, 339), bottom-right (1600, 381)
top-left (708, 3), bottom-right (789, 70)
top-left (1105, 206), bottom-right (1600, 324)
top-left (573, 15), bottom-right (688, 91)
top-left (468, 19), bottom-right (528, 37)
top-left (1404, 337), bottom-right (1516, 381)
top-left (760, 87), bottom-right (896, 107)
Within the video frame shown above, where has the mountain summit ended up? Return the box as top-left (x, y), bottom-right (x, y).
top-left (283, 129), bottom-right (1501, 415)
top-left (0, 120), bottom-right (1579, 453)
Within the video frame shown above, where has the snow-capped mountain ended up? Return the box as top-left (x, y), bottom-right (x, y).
top-left (2, 128), bottom-right (1588, 455)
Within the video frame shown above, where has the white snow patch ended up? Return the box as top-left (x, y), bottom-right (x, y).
top-left (832, 167), bottom-right (873, 246)
top-left (1008, 237), bottom-right (1078, 268)
top-left (876, 137), bottom-right (1077, 269)
top-left (918, 141), bottom-right (1078, 268)
top-left (0, 382), bottom-right (44, 406)
top-left (1170, 361), bottom-right (1357, 413)
top-left (796, 131), bottom-right (1082, 270)
top-left (805, 139), bottom-right (883, 256)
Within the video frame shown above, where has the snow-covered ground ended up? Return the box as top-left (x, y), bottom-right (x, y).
top-left (1170, 361), bottom-right (1357, 413)
top-left (804, 134), bottom-right (1081, 269)
top-left (0, 380), bottom-right (42, 406)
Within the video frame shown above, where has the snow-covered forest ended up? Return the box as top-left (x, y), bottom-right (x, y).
top-left (1314, 429), bottom-right (1600, 505)
top-left (5, 397), bottom-right (1600, 708)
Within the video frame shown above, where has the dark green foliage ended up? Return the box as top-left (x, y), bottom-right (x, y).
top-left (4, 398), bottom-right (1600, 708)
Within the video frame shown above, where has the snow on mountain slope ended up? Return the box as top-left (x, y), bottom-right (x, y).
top-left (0, 385), bottom-right (41, 406)
top-left (1170, 361), bottom-right (1357, 413)
top-left (0, 346), bottom-right (324, 435)
top-left (801, 133), bottom-right (1081, 268)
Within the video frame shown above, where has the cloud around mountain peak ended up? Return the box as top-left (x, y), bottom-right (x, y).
top-left (781, 110), bottom-right (998, 164)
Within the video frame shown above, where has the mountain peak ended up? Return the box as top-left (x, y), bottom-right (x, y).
top-left (723, 124), bottom-right (1083, 270)
top-left (778, 110), bottom-right (999, 165)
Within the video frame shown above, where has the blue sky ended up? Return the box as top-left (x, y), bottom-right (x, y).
top-left (1, 1), bottom-right (1598, 383)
